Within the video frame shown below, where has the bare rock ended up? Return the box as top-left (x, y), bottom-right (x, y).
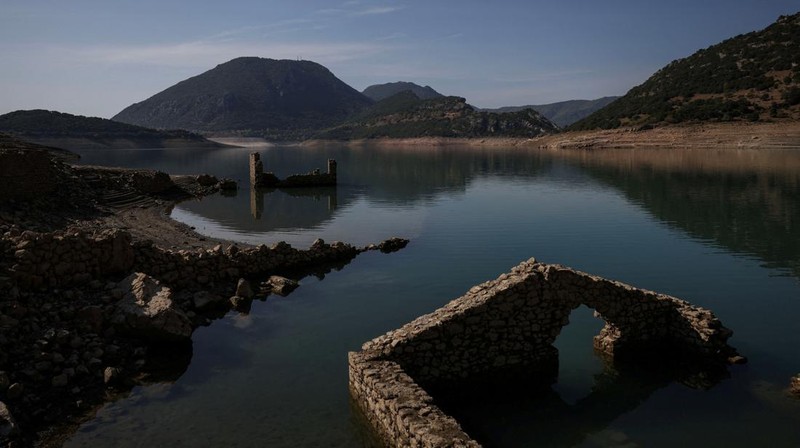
top-left (0, 401), bottom-right (19, 440)
top-left (103, 367), bottom-right (121, 385)
top-left (377, 237), bottom-right (409, 253)
top-left (51, 374), bottom-right (69, 387)
top-left (791, 374), bottom-right (800, 397)
top-left (76, 305), bottom-right (105, 332)
top-left (112, 273), bottom-right (193, 343)
top-left (229, 296), bottom-right (252, 313)
top-left (235, 279), bottom-right (254, 299)
top-left (130, 170), bottom-right (174, 194)
top-left (102, 229), bottom-right (135, 274)
top-left (218, 179), bottom-right (237, 190)
top-left (266, 276), bottom-right (299, 296)
top-left (310, 238), bottom-right (327, 250)
top-left (196, 174), bottom-right (218, 186)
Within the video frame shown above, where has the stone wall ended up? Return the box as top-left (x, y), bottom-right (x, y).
top-left (132, 239), bottom-right (358, 290)
top-left (3, 228), bottom-right (358, 292)
top-left (5, 229), bottom-right (134, 290)
top-left (349, 258), bottom-right (739, 447)
top-left (348, 351), bottom-right (478, 448)
top-left (0, 150), bottom-right (58, 201)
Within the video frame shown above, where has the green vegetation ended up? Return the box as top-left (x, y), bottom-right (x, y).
top-left (571, 13), bottom-right (800, 130)
top-left (315, 92), bottom-right (559, 140)
top-left (0, 110), bottom-right (207, 141)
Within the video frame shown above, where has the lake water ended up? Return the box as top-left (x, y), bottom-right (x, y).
top-left (67, 144), bottom-right (800, 447)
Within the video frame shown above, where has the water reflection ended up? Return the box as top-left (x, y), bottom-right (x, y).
top-left (561, 148), bottom-right (800, 277)
top-left (74, 144), bottom-right (800, 275)
top-left (430, 353), bottom-right (730, 448)
top-left (67, 144), bottom-right (800, 447)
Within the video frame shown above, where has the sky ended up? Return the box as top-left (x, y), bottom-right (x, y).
top-left (1, 0), bottom-right (798, 118)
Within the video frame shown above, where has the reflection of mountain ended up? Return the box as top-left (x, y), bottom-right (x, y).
top-left (565, 148), bottom-right (800, 277)
top-left (77, 145), bottom-right (800, 278)
top-left (288, 144), bottom-right (551, 204)
top-left (176, 145), bottom-right (553, 233)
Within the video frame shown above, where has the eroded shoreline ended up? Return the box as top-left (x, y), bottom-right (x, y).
top-left (0, 150), bottom-right (407, 447)
top-left (301, 121), bottom-right (800, 150)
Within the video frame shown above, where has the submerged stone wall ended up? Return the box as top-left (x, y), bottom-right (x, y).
top-left (348, 351), bottom-right (478, 448)
top-left (3, 228), bottom-right (359, 292)
top-left (349, 258), bottom-right (739, 447)
top-left (132, 238), bottom-right (358, 290)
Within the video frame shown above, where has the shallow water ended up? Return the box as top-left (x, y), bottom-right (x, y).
top-left (69, 144), bottom-right (800, 447)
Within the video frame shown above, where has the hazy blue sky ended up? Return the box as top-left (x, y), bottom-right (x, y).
top-left (1, 1), bottom-right (798, 118)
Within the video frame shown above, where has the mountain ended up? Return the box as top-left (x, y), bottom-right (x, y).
top-left (0, 110), bottom-right (222, 149)
top-left (571, 13), bottom-right (800, 130)
top-left (113, 57), bottom-right (373, 139)
top-left (362, 82), bottom-right (444, 102)
top-left (315, 91), bottom-right (559, 140)
top-left (483, 97), bottom-right (620, 127)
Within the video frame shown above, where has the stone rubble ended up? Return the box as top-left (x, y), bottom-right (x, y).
top-left (112, 273), bottom-right (193, 343)
top-left (264, 275), bottom-right (299, 296)
top-left (790, 374), bottom-right (800, 397)
top-left (0, 146), bottom-right (410, 446)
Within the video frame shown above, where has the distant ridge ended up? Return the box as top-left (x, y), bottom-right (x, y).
top-left (483, 97), bottom-right (620, 127)
top-left (571, 12), bottom-right (800, 130)
top-left (362, 82), bottom-right (444, 102)
top-left (316, 91), bottom-right (559, 140)
top-left (0, 110), bottom-right (221, 149)
top-left (113, 57), bottom-right (373, 140)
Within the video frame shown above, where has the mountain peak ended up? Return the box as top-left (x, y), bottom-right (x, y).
top-left (362, 82), bottom-right (444, 102)
top-left (112, 58), bottom-right (372, 138)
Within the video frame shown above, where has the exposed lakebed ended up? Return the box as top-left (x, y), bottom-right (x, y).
top-left (68, 144), bottom-right (800, 447)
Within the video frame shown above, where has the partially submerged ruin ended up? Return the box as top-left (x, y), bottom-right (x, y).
top-left (249, 152), bottom-right (337, 188)
top-left (349, 258), bottom-right (741, 447)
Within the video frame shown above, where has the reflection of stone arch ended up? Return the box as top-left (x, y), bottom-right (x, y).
top-left (349, 259), bottom-right (739, 447)
top-left (430, 357), bottom-right (728, 448)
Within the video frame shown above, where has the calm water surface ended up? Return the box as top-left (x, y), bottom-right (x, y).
top-left (68, 144), bottom-right (800, 447)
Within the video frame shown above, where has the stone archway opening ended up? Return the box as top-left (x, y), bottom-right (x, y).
top-left (552, 304), bottom-right (606, 404)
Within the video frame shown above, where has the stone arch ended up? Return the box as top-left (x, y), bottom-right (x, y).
top-left (350, 258), bottom-right (740, 447)
top-left (359, 258), bottom-right (737, 386)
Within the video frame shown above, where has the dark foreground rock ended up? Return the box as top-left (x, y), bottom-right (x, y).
top-left (0, 146), bottom-right (410, 446)
top-left (790, 374), bottom-right (800, 397)
top-left (112, 273), bottom-right (193, 343)
top-left (1, 401), bottom-right (19, 443)
top-left (0, 226), bottom-right (408, 446)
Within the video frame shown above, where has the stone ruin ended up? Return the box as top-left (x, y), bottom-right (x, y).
top-left (249, 152), bottom-right (337, 188)
top-left (0, 149), bottom-right (59, 201)
top-left (349, 258), bottom-right (741, 447)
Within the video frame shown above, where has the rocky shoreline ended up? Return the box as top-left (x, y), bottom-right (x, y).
top-left (0, 147), bottom-right (407, 446)
top-left (302, 121), bottom-right (800, 150)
